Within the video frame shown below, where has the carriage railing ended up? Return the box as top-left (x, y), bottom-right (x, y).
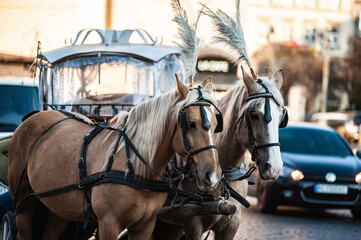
top-left (45, 103), bottom-right (134, 119)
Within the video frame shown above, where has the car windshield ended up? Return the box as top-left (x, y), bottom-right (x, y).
top-left (0, 85), bottom-right (39, 132)
top-left (279, 127), bottom-right (353, 156)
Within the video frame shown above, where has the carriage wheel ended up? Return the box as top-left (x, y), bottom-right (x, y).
top-left (0, 211), bottom-right (17, 240)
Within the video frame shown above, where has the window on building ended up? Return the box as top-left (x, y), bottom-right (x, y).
top-left (305, 0), bottom-right (317, 9)
top-left (328, 0), bottom-right (339, 10)
top-left (259, 0), bottom-right (270, 6)
top-left (283, 0), bottom-right (294, 8)
top-left (258, 23), bottom-right (272, 45)
top-left (281, 22), bottom-right (293, 41)
top-left (359, 11), bottom-right (361, 36)
top-left (329, 26), bottom-right (339, 48)
top-left (295, 0), bottom-right (303, 8)
top-left (305, 27), bottom-right (316, 45)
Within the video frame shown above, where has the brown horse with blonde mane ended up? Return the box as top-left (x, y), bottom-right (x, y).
top-left (8, 76), bottom-right (222, 240)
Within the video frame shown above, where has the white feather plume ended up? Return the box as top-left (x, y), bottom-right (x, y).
top-left (172, 0), bottom-right (204, 79)
top-left (202, 0), bottom-right (253, 71)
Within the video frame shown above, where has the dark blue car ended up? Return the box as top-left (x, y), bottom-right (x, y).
top-left (251, 123), bottom-right (361, 219)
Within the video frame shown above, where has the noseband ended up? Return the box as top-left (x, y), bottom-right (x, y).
top-left (237, 79), bottom-right (288, 162)
top-left (171, 86), bottom-right (223, 168)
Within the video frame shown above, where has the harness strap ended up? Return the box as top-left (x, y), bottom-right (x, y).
top-left (225, 182), bottom-right (250, 208)
top-left (105, 129), bottom-right (125, 172)
top-left (80, 125), bottom-right (105, 179)
top-left (254, 143), bottom-right (280, 150)
top-left (190, 145), bottom-right (217, 156)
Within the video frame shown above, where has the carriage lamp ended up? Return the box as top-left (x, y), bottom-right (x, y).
top-left (356, 172), bottom-right (361, 184)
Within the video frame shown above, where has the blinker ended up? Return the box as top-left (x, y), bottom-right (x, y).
top-left (200, 105), bottom-right (211, 131)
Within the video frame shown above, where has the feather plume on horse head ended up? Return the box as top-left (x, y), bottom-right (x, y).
top-left (202, 0), bottom-right (257, 79)
top-left (171, 0), bottom-right (204, 86)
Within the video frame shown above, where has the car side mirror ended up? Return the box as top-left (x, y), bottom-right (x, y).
top-left (356, 150), bottom-right (361, 159)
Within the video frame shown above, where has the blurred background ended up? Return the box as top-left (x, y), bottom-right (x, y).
top-left (1, 0), bottom-right (361, 143)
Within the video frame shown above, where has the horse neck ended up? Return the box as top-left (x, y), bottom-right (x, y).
top-left (216, 89), bottom-right (248, 170)
top-left (152, 120), bottom-right (176, 175)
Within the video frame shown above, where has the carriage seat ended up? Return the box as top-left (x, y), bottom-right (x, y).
top-left (0, 137), bottom-right (11, 186)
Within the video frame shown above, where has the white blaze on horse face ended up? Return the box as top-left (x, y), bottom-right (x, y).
top-left (266, 101), bottom-right (283, 178)
top-left (205, 107), bottom-right (220, 187)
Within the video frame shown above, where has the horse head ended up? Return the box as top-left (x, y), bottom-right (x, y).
top-left (171, 74), bottom-right (222, 191)
top-left (237, 67), bottom-right (287, 180)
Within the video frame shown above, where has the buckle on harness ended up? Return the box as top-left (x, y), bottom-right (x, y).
top-left (78, 179), bottom-right (85, 189)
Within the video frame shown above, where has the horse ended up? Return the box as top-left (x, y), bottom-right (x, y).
top-left (153, 68), bottom-right (287, 240)
top-left (8, 75), bottom-right (223, 240)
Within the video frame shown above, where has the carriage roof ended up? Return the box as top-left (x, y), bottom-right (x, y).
top-left (36, 29), bottom-right (186, 115)
top-left (38, 29), bottom-right (181, 64)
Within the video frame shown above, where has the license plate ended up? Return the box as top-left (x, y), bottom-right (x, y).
top-left (314, 184), bottom-right (348, 195)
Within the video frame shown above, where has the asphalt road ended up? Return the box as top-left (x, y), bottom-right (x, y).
top-left (204, 197), bottom-right (361, 240)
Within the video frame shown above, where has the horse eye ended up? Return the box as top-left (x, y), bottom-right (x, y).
top-left (189, 121), bottom-right (197, 129)
top-left (250, 112), bottom-right (259, 120)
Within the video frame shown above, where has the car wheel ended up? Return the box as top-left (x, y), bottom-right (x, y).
top-left (0, 211), bottom-right (17, 240)
top-left (257, 179), bottom-right (277, 213)
top-left (351, 208), bottom-right (361, 219)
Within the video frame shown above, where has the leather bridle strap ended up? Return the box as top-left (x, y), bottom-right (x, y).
top-left (245, 107), bottom-right (280, 162)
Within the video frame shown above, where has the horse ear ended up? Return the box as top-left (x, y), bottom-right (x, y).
top-left (272, 69), bottom-right (283, 89)
top-left (175, 73), bottom-right (189, 100)
top-left (241, 66), bottom-right (257, 95)
top-left (201, 75), bottom-right (213, 91)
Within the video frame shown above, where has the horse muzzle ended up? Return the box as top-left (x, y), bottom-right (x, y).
top-left (196, 170), bottom-right (221, 191)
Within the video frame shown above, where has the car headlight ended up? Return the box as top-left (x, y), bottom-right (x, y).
top-left (279, 165), bottom-right (304, 181)
top-left (356, 172), bottom-right (361, 184)
top-left (291, 170), bottom-right (304, 181)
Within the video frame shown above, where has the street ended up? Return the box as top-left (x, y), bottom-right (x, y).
top-left (204, 197), bottom-right (361, 240)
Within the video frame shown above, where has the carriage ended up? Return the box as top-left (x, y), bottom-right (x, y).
top-left (1, 27), bottom-right (240, 240)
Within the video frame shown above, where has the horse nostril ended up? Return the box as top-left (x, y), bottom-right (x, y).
top-left (264, 163), bottom-right (271, 172)
top-left (204, 171), bottom-right (212, 185)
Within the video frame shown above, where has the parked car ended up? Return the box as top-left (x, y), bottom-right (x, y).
top-left (0, 77), bottom-right (39, 138)
top-left (249, 123), bottom-right (361, 219)
top-left (0, 77), bottom-right (39, 220)
top-left (310, 112), bottom-right (359, 143)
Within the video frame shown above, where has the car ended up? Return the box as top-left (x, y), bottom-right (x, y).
top-left (0, 77), bottom-right (39, 138)
top-left (0, 77), bottom-right (39, 219)
top-left (249, 123), bottom-right (361, 218)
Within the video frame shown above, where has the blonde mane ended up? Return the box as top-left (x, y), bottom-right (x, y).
top-left (103, 84), bottom-right (217, 176)
top-left (219, 76), bottom-right (284, 141)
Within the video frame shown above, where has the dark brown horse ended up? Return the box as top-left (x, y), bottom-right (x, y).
top-left (8, 76), bottom-right (222, 240)
top-left (154, 68), bottom-right (287, 240)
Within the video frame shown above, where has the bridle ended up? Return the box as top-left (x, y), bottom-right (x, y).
top-left (171, 86), bottom-right (223, 170)
top-left (236, 79), bottom-right (288, 162)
